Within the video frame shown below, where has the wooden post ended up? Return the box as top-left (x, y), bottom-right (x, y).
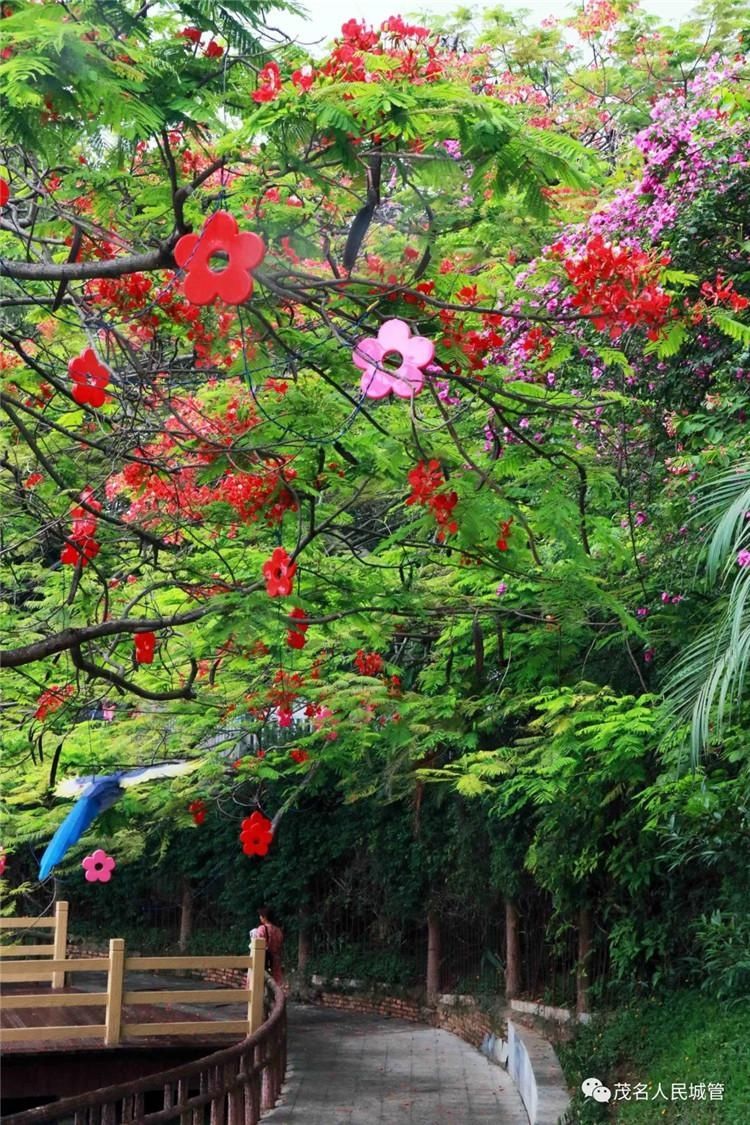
top-left (178, 878), bottom-right (193, 953)
top-left (297, 904), bottom-right (311, 975)
top-left (51, 900), bottom-right (69, 989)
top-left (249, 937), bottom-right (266, 1034)
top-left (105, 937), bottom-right (125, 1046)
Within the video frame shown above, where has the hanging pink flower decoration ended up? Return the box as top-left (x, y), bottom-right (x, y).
top-left (173, 211), bottom-right (265, 306)
top-left (353, 319), bottom-right (434, 399)
top-left (262, 547), bottom-right (297, 596)
top-left (82, 849), bottom-right (116, 883)
top-left (68, 348), bottom-right (111, 408)
top-left (240, 811), bottom-right (273, 856)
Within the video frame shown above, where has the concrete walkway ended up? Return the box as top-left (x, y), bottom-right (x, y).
top-left (264, 1004), bottom-right (529, 1125)
top-left (72, 974), bottom-right (529, 1124)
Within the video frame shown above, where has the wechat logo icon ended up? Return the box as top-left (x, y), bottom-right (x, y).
top-left (582, 1077), bottom-right (612, 1103)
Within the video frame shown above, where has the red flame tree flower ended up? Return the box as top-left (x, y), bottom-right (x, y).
top-left (286, 606), bottom-right (309, 649)
top-left (173, 211), bottom-right (265, 306)
top-left (240, 811), bottom-right (273, 856)
top-left (134, 631), bottom-right (157, 664)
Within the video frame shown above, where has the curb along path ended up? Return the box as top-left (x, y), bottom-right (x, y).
top-left (263, 1003), bottom-right (529, 1125)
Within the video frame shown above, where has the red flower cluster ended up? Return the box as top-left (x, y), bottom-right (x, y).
top-left (240, 811), bottom-right (273, 856)
top-left (292, 65), bottom-right (315, 92)
top-left (406, 461), bottom-right (459, 541)
top-left (177, 27), bottom-right (201, 43)
top-left (35, 683), bottom-right (75, 721)
top-left (289, 748), bottom-right (309, 764)
top-left (61, 487), bottom-right (102, 566)
top-left (204, 39), bottom-right (223, 58)
top-left (700, 274), bottom-right (749, 312)
top-left (68, 348), bottom-right (111, 407)
top-left (268, 668), bottom-right (305, 726)
top-left (497, 518), bottom-right (513, 551)
top-left (354, 650), bottom-right (383, 676)
top-left (439, 310), bottom-right (505, 370)
top-left (520, 327), bottom-right (553, 361)
top-left (287, 607), bottom-right (309, 649)
top-left (134, 631), bottom-right (157, 664)
top-left (563, 235), bottom-right (673, 341)
top-left (253, 61), bottom-right (282, 103)
top-left (263, 547), bottom-right (297, 596)
top-left (188, 799), bottom-right (207, 825)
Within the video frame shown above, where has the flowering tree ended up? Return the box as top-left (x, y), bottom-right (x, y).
top-left (2, 0), bottom-right (750, 1015)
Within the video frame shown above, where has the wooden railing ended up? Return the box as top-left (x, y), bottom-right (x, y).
top-left (2, 978), bottom-right (287, 1125)
top-left (0, 902), bottom-right (266, 1046)
top-left (0, 901), bottom-right (69, 988)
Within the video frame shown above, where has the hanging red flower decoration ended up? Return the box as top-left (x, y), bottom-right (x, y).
top-left (286, 606), bottom-right (309, 649)
top-left (0, 179), bottom-right (9, 207)
top-left (262, 547), bottom-right (297, 597)
top-left (173, 211), bottom-right (265, 306)
top-left (68, 348), bottom-right (111, 408)
top-left (188, 799), bottom-right (207, 825)
top-left (134, 631), bottom-right (157, 664)
top-left (252, 61), bottom-right (282, 103)
top-left (240, 811), bottom-right (273, 856)
top-left (289, 748), bottom-right (309, 764)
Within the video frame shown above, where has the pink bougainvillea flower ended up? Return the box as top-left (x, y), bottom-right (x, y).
top-left (353, 319), bottom-right (434, 399)
top-left (68, 348), bottom-right (111, 407)
top-left (240, 811), bottom-right (273, 856)
top-left (173, 211), bottom-right (265, 306)
top-left (262, 547), bottom-right (297, 596)
top-left (0, 179), bottom-right (9, 207)
top-left (252, 61), bottom-right (282, 103)
top-left (82, 849), bottom-right (116, 883)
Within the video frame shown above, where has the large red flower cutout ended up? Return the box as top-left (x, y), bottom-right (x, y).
top-left (240, 811), bottom-right (273, 856)
top-left (0, 179), bottom-right (9, 207)
top-left (68, 348), bottom-right (111, 408)
top-left (262, 547), bottom-right (297, 597)
top-left (173, 211), bottom-right (265, 306)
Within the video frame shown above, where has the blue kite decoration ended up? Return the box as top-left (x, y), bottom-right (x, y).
top-left (38, 760), bottom-right (199, 881)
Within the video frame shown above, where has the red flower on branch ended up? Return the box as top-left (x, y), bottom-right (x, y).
top-left (355, 650), bottom-right (383, 676)
top-left (240, 811), bottom-right (273, 856)
top-left (134, 631), bottom-right (157, 664)
top-left (292, 65), bottom-right (315, 92)
top-left (262, 547), bottom-right (297, 597)
top-left (496, 518), bottom-right (513, 551)
top-left (289, 748), bottom-right (309, 764)
top-left (68, 348), bottom-right (111, 407)
top-left (188, 799), bottom-right (207, 825)
top-left (405, 461), bottom-right (460, 540)
top-left (286, 606), bottom-right (309, 649)
top-left (204, 39), bottom-right (224, 58)
top-left (61, 488), bottom-right (102, 567)
top-left (35, 684), bottom-right (75, 721)
top-left (252, 61), bottom-right (282, 103)
top-left (177, 27), bottom-right (202, 43)
top-left (173, 211), bottom-right (265, 306)
top-left (0, 179), bottom-right (9, 207)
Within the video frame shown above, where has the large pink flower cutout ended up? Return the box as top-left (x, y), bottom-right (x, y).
top-left (82, 848), bottom-right (116, 883)
top-left (353, 319), bottom-right (435, 400)
top-left (173, 210), bottom-right (265, 306)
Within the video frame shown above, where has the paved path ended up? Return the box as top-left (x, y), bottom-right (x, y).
top-left (264, 1004), bottom-right (529, 1125)
top-left (68, 974), bottom-right (529, 1123)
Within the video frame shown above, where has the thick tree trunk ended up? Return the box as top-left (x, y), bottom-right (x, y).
top-left (178, 878), bottom-right (193, 953)
top-left (426, 910), bottom-right (441, 1002)
top-left (297, 905), bottom-right (311, 974)
top-left (505, 898), bottom-right (522, 1000)
top-left (576, 905), bottom-right (593, 1016)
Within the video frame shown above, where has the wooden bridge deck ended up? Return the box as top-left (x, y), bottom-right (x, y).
top-left (0, 975), bottom-right (245, 1053)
